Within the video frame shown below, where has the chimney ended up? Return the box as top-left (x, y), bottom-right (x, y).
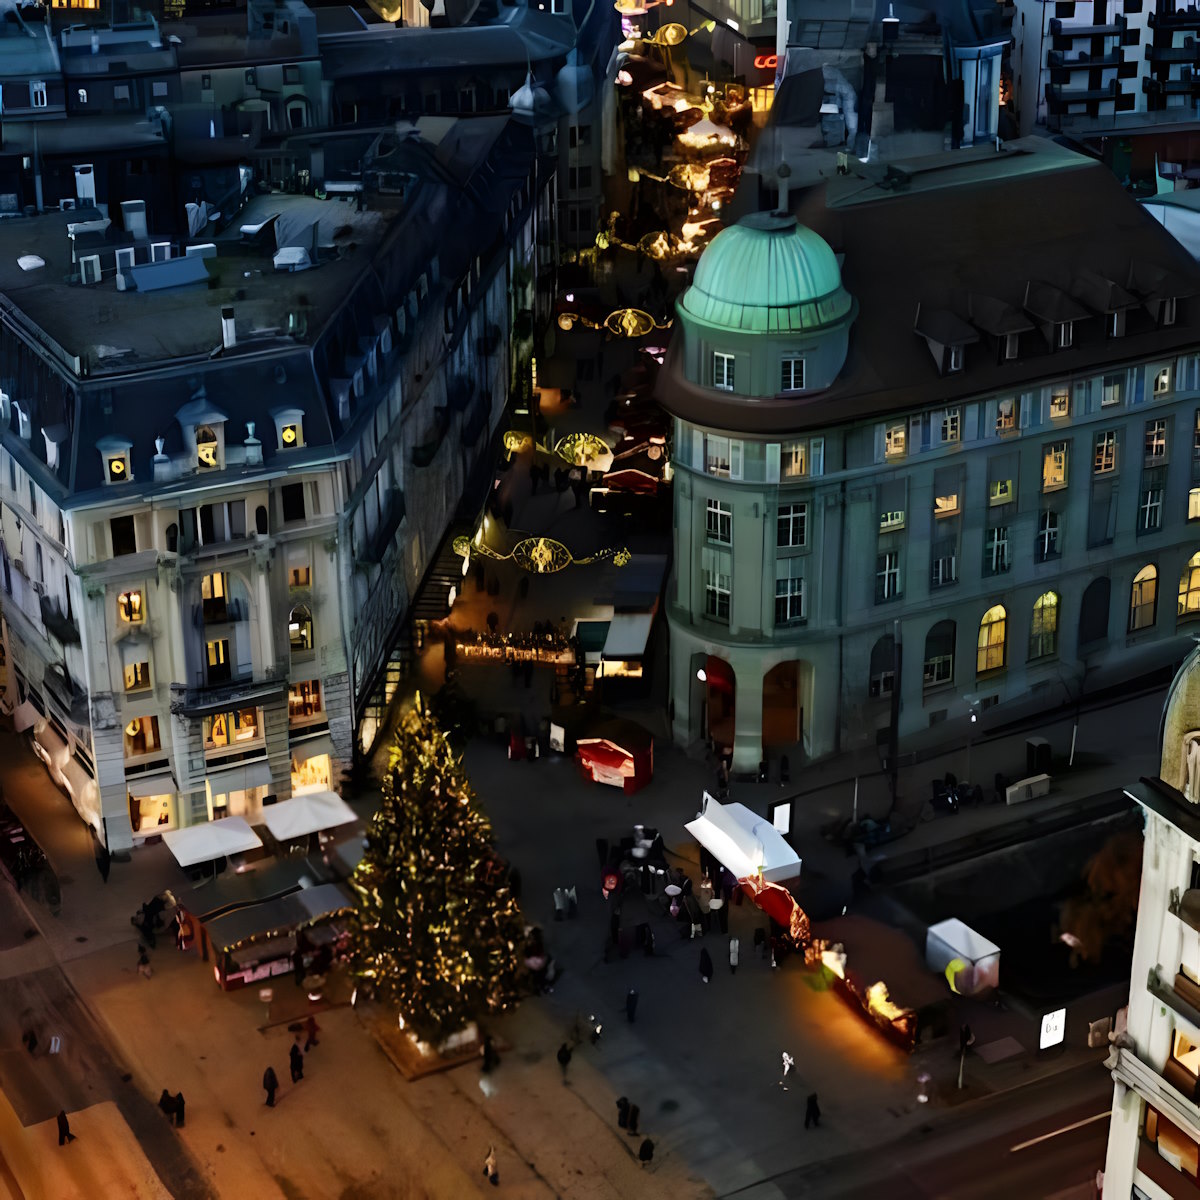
top-left (221, 306), bottom-right (236, 350)
top-left (244, 421), bottom-right (263, 467)
top-left (121, 200), bottom-right (147, 241)
top-left (152, 435), bottom-right (171, 481)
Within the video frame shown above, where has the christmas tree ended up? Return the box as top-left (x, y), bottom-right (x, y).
top-left (350, 700), bottom-right (526, 1046)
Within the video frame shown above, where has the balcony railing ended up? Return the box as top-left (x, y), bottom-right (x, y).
top-left (1050, 15), bottom-right (1125, 37)
top-left (170, 671), bottom-right (286, 716)
top-left (1151, 7), bottom-right (1200, 31)
top-left (194, 597), bottom-right (248, 627)
top-left (1147, 38), bottom-right (1200, 63)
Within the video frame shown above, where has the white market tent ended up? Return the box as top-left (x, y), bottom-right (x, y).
top-left (924, 917), bottom-right (1001, 996)
top-left (261, 791), bottom-right (358, 841)
top-left (684, 793), bottom-right (801, 883)
top-left (162, 816), bottom-right (263, 868)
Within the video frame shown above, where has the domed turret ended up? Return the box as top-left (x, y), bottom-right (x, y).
top-left (680, 212), bottom-right (852, 334)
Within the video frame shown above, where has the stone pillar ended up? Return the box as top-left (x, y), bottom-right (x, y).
top-left (732, 662), bottom-right (763, 774)
top-left (668, 620), bottom-right (694, 749)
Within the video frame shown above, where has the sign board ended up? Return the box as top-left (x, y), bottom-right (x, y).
top-left (550, 723), bottom-right (565, 753)
top-left (1039, 1007), bottom-right (1066, 1050)
top-left (771, 802), bottom-right (791, 834)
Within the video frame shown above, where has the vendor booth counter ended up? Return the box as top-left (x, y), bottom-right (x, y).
top-left (925, 918), bottom-right (1001, 997)
top-left (575, 719), bottom-right (654, 794)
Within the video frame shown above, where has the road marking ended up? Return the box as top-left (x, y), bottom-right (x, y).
top-left (1010, 1110), bottom-right (1110, 1153)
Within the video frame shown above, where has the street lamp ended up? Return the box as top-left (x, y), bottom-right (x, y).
top-left (964, 698), bottom-right (980, 782)
top-left (696, 667), bottom-right (707, 683)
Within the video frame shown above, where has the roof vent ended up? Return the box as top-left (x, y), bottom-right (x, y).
top-left (244, 420), bottom-right (263, 467)
top-left (153, 435), bottom-right (171, 482)
top-left (221, 305), bottom-right (236, 350)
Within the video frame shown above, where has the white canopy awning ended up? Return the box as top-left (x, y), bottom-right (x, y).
top-left (206, 759), bottom-right (273, 795)
top-left (162, 816), bottom-right (263, 868)
top-left (926, 918), bottom-right (1000, 965)
top-left (261, 790), bottom-right (357, 841)
top-left (126, 771), bottom-right (177, 799)
top-left (684, 793), bottom-right (801, 884)
top-left (602, 613), bottom-right (654, 661)
top-left (289, 733), bottom-right (334, 766)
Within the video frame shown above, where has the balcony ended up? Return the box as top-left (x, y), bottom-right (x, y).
top-left (1048, 49), bottom-right (1122, 69)
top-left (1047, 79), bottom-right (1120, 106)
top-left (1148, 37), bottom-right (1200, 63)
top-left (169, 671), bottom-right (286, 717)
top-left (1050, 15), bottom-right (1125, 37)
top-left (193, 597), bottom-right (248, 627)
top-left (39, 594), bottom-right (79, 646)
top-left (1145, 71), bottom-right (1200, 94)
top-left (1152, 7), bottom-right (1200, 32)
top-left (43, 662), bottom-right (87, 724)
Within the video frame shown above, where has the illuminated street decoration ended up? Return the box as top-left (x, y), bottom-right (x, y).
top-left (514, 536), bottom-right (571, 574)
top-left (502, 430), bottom-right (534, 454)
top-left (605, 308), bottom-right (656, 338)
top-left (553, 432), bottom-right (610, 464)
top-left (453, 533), bottom-right (630, 574)
top-left (643, 21), bottom-right (687, 45)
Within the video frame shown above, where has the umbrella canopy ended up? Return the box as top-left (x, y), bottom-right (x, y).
top-left (261, 791), bottom-right (358, 841)
top-left (684, 793), bottom-right (801, 883)
top-left (163, 817), bottom-right (262, 868)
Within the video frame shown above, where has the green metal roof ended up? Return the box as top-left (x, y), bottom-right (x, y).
top-left (679, 212), bottom-right (853, 334)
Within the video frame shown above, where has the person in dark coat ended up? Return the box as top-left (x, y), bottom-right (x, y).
top-left (616, 1097), bottom-right (630, 1128)
top-left (556, 1042), bottom-right (572, 1082)
top-left (289, 1042), bottom-right (304, 1083)
top-left (627, 1103), bottom-right (640, 1136)
top-left (158, 1089), bottom-right (175, 1119)
top-left (805, 1092), bottom-right (821, 1129)
top-left (638, 1138), bottom-right (654, 1166)
top-left (57, 1110), bottom-right (76, 1145)
top-left (625, 988), bottom-right (639, 1023)
top-left (95, 844), bottom-right (110, 883)
top-left (480, 1035), bottom-right (500, 1073)
top-left (699, 947), bottom-right (714, 983)
top-left (263, 1066), bottom-right (279, 1106)
top-left (174, 1093), bottom-right (185, 1127)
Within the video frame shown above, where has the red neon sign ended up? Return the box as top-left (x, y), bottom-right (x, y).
top-left (754, 53), bottom-right (778, 69)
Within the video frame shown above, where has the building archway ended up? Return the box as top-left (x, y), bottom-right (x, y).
top-left (692, 653), bottom-right (735, 750)
top-left (762, 661), bottom-right (806, 752)
top-left (1078, 576), bottom-right (1111, 649)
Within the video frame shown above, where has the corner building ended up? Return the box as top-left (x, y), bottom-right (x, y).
top-left (663, 138), bottom-right (1200, 773)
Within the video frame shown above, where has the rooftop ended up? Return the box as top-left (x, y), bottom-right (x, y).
top-left (660, 138), bottom-right (1200, 434)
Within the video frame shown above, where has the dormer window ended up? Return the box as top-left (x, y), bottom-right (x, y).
top-left (272, 408), bottom-right (305, 451)
top-left (118, 589), bottom-right (144, 623)
top-left (1004, 333), bottom-right (1019, 360)
top-left (97, 436), bottom-right (132, 484)
top-left (1164, 297), bottom-right (1178, 327)
top-left (281, 424), bottom-right (299, 447)
top-left (1056, 321), bottom-right (1073, 350)
top-left (1109, 311), bottom-right (1125, 338)
top-left (196, 425), bottom-right (219, 470)
top-left (107, 453), bottom-right (129, 481)
top-left (948, 345), bottom-right (964, 373)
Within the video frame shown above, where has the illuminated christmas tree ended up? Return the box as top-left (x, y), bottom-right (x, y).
top-left (350, 700), bottom-right (526, 1046)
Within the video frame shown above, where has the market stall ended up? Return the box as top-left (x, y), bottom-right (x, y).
top-left (575, 719), bottom-right (654, 794)
top-left (684, 793), bottom-right (801, 884)
top-left (201, 881), bottom-right (354, 991)
top-left (924, 917), bottom-right (1001, 996)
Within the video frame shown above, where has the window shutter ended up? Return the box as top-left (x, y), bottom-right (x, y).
top-left (693, 428), bottom-right (704, 470)
top-left (765, 442), bottom-right (780, 483)
top-left (874, 424), bottom-right (886, 463)
top-left (1018, 393), bottom-right (1032, 429)
top-left (729, 439), bottom-right (743, 480)
top-left (909, 415), bottom-right (922, 451)
top-left (810, 438), bottom-right (824, 475)
top-left (1087, 480), bottom-right (1113, 548)
top-left (930, 410), bottom-right (944, 447)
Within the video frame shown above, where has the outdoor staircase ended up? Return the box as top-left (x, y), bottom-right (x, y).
top-left (409, 526), bottom-right (471, 625)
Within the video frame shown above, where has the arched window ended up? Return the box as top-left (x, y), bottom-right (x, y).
top-left (1078, 577), bottom-right (1110, 648)
top-left (288, 604), bottom-right (312, 653)
top-left (1029, 591), bottom-right (1059, 660)
top-left (1129, 565), bottom-right (1158, 632)
top-left (923, 620), bottom-right (955, 690)
top-left (868, 635), bottom-right (895, 698)
top-left (1180, 553), bottom-right (1200, 619)
top-left (255, 505), bottom-right (268, 536)
top-left (165, 522), bottom-right (178, 553)
top-left (977, 605), bottom-right (1007, 674)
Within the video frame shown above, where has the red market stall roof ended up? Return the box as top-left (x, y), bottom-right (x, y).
top-left (576, 718), bottom-right (654, 795)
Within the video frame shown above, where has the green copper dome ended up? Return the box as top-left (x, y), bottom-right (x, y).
top-left (680, 212), bottom-right (853, 334)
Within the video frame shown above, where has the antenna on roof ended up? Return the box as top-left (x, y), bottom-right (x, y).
top-left (776, 160), bottom-right (791, 215)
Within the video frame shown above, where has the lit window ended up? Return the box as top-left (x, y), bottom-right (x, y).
top-left (876, 550), bottom-right (900, 601)
top-left (280, 423), bottom-right (300, 448)
top-left (934, 494), bottom-right (959, 518)
top-left (1130, 565), bottom-right (1158, 631)
top-left (1093, 431), bottom-right (1117, 474)
top-left (124, 661), bottom-right (150, 691)
top-left (106, 453), bottom-right (129, 482)
top-left (123, 715), bottom-right (161, 757)
top-left (706, 499), bottom-right (732, 544)
top-left (77, 89), bottom-right (87, 104)
top-left (780, 357), bottom-right (804, 391)
top-left (118, 589), bottom-right (144, 623)
top-left (1178, 553), bottom-right (1200, 619)
top-left (288, 679), bottom-right (323, 723)
top-left (1102, 374), bottom-right (1122, 407)
top-left (781, 440), bottom-right (807, 478)
top-left (289, 564), bottom-right (311, 588)
top-left (196, 425), bottom-right (219, 470)
top-left (1155, 366), bottom-right (1173, 396)
top-left (941, 411), bottom-right (960, 443)
top-left (879, 509), bottom-right (905, 532)
top-left (289, 604), bottom-right (313, 652)
top-left (712, 352), bottom-right (735, 391)
top-left (201, 572), bottom-right (228, 621)
top-left (777, 503), bottom-right (807, 548)
top-left (1042, 442), bottom-right (1068, 491)
top-left (977, 605), bottom-right (1007, 674)
top-left (989, 479), bottom-right (1013, 506)
top-left (884, 424), bottom-right (906, 458)
top-left (1190, 488), bottom-right (1200, 521)
top-left (1049, 389), bottom-right (1069, 419)
top-left (996, 399), bottom-right (1016, 433)
top-left (1029, 591), bottom-right (1058, 659)
top-left (204, 707), bottom-right (261, 750)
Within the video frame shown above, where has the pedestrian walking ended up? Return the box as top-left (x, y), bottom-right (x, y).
top-left (481, 1034), bottom-right (500, 1073)
top-left (289, 1042), bottom-right (304, 1083)
top-left (304, 1015), bottom-right (320, 1051)
top-left (625, 988), bottom-right (639, 1023)
top-left (158, 1089), bottom-right (176, 1120)
top-left (95, 843), bottom-right (110, 884)
top-left (804, 1092), bottom-right (821, 1129)
top-left (56, 1110), bottom-right (76, 1145)
top-left (638, 1138), bottom-right (655, 1166)
top-left (21, 1029), bottom-right (37, 1055)
top-left (482, 1144), bottom-right (499, 1186)
top-left (780, 1051), bottom-right (794, 1089)
top-left (627, 1103), bottom-right (640, 1136)
top-left (699, 947), bottom-right (713, 983)
top-left (263, 1066), bottom-right (279, 1107)
top-left (729, 936), bottom-right (740, 975)
top-left (556, 1042), bottom-right (572, 1083)
top-left (616, 1097), bottom-right (630, 1128)
top-left (174, 1093), bottom-right (185, 1128)
top-left (137, 946), bottom-right (153, 979)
